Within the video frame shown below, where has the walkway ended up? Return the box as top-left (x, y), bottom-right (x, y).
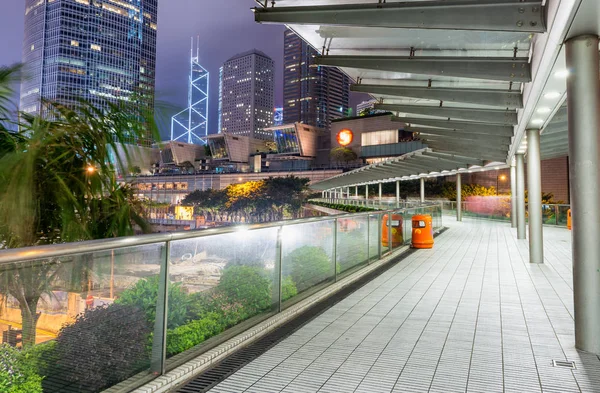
top-left (208, 219), bottom-right (600, 393)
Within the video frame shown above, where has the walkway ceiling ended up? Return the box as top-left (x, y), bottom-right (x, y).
top-left (253, 0), bottom-right (584, 189)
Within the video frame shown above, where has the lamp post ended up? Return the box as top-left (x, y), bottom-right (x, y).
top-left (496, 174), bottom-right (507, 195)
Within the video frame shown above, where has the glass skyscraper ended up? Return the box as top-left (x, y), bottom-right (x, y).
top-left (219, 49), bottom-right (274, 141)
top-left (283, 29), bottom-right (350, 131)
top-left (20, 0), bottom-right (158, 146)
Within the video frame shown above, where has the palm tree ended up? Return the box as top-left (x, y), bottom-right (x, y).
top-left (0, 64), bottom-right (157, 346)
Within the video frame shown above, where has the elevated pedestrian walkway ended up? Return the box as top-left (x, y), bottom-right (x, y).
top-left (205, 219), bottom-right (599, 393)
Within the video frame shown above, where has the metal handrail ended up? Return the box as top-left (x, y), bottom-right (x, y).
top-left (0, 210), bottom-right (384, 265)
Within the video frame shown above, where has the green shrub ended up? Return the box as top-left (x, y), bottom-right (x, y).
top-left (0, 344), bottom-right (43, 393)
top-left (166, 313), bottom-right (225, 356)
top-left (54, 303), bottom-right (151, 392)
top-left (281, 276), bottom-right (298, 301)
top-left (218, 265), bottom-right (271, 313)
top-left (284, 246), bottom-right (332, 292)
top-left (115, 275), bottom-right (190, 329)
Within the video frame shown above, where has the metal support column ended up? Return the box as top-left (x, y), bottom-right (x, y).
top-left (516, 154), bottom-right (526, 239)
top-left (510, 159), bottom-right (517, 228)
top-left (379, 183), bottom-right (382, 202)
top-left (365, 185), bottom-right (369, 200)
top-left (566, 34), bottom-right (600, 354)
top-left (355, 186), bottom-right (358, 197)
top-left (456, 173), bottom-right (462, 221)
top-left (420, 178), bottom-right (425, 203)
top-left (396, 180), bottom-right (400, 208)
top-left (526, 128), bottom-right (543, 264)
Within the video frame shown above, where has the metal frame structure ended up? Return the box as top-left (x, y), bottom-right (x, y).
top-left (171, 37), bottom-right (209, 145)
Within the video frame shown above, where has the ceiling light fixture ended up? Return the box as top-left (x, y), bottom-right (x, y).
top-left (544, 92), bottom-right (561, 99)
top-left (537, 107), bottom-right (551, 114)
top-left (554, 69), bottom-right (570, 78)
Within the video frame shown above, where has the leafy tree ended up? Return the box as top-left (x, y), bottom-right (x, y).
top-left (53, 303), bottom-right (151, 392)
top-left (0, 64), bottom-right (157, 347)
top-left (330, 147), bottom-right (358, 164)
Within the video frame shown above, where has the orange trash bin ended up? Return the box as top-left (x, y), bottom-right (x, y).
top-left (411, 214), bottom-right (434, 249)
top-left (567, 209), bottom-right (572, 230)
top-left (382, 214), bottom-right (403, 248)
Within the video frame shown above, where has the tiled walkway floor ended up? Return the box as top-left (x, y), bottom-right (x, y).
top-left (209, 219), bottom-right (600, 393)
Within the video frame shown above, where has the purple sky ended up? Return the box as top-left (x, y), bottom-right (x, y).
top-left (0, 1), bottom-right (365, 138)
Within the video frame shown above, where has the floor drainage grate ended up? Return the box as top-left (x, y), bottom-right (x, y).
top-left (553, 360), bottom-right (576, 369)
top-left (175, 244), bottom-right (430, 392)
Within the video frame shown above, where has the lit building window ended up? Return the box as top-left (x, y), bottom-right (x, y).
top-left (91, 44), bottom-right (102, 51)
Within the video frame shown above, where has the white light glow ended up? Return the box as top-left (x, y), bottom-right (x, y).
top-left (531, 119), bottom-right (545, 125)
top-left (554, 69), bottom-right (570, 78)
top-left (537, 107), bottom-right (551, 114)
top-left (544, 92), bottom-right (561, 99)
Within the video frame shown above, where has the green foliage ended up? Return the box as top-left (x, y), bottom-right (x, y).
top-left (309, 201), bottom-right (376, 213)
top-left (330, 147), bottom-right (358, 163)
top-left (284, 246), bottom-right (332, 292)
top-left (166, 313), bottom-right (225, 356)
top-left (441, 182), bottom-right (498, 201)
top-left (53, 303), bottom-right (151, 392)
top-left (115, 276), bottom-right (190, 330)
top-left (0, 344), bottom-right (43, 393)
top-left (217, 265), bottom-right (271, 313)
top-left (281, 276), bottom-right (298, 301)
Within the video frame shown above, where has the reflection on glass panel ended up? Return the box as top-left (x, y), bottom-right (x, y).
top-left (166, 228), bottom-right (278, 360)
top-left (208, 137), bottom-right (228, 159)
top-left (274, 126), bottom-right (300, 154)
top-left (281, 220), bottom-right (334, 297)
top-left (0, 244), bottom-right (164, 393)
top-left (368, 214), bottom-right (380, 259)
top-left (361, 130), bottom-right (399, 146)
top-left (337, 215), bottom-right (369, 274)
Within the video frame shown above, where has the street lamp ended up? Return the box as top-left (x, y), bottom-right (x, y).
top-left (497, 174), bottom-right (507, 195)
top-left (86, 165), bottom-right (96, 174)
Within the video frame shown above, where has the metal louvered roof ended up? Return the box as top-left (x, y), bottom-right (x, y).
top-left (252, 0), bottom-right (582, 189)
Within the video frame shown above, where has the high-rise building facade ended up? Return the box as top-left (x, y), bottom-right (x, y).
top-left (283, 29), bottom-right (350, 130)
top-left (219, 49), bottom-right (274, 140)
top-left (20, 0), bottom-right (158, 146)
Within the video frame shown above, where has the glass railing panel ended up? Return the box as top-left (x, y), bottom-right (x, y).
top-left (0, 243), bottom-right (165, 393)
top-left (557, 205), bottom-right (570, 226)
top-left (165, 227), bottom-right (278, 364)
top-left (281, 220), bottom-right (335, 304)
top-left (368, 213), bottom-right (381, 261)
top-left (337, 215), bottom-right (370, 274)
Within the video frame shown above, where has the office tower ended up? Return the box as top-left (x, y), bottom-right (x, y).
top-left (20, 0), bottom-right (158, 146)
top-left (273, 107), bottom-right (283, 126)
top-left (219, 49), bottom-right (274, 140)
top-left (283, 29), bottom-right (350, 130)
top-left (171, 38), bottom-right (209, 145)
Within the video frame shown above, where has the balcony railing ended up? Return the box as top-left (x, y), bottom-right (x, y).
top-left (311, 197), bottom-right (428, 210)
top-left (0, 204), bottom-right (442, 393)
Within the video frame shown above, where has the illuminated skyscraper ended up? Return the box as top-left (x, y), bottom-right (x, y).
top-left (20, 0), bottom-right (158, 146)
top-left (171, 38), bottom-right (209, 145)
top-left (219, 49), bottom-right (274, 140)
top-left (283, 29), bottom-right (350, 131)
top-left (273, 107), bottom-right (283, 126)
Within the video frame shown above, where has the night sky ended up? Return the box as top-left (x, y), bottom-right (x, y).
top-left (0, 1), bottom-right (364, 139)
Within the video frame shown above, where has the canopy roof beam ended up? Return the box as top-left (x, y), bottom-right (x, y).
top-left (254, 1), bottom-right (546, 33)
top-left (396, 117), bottom-right (514, 136)
top-left (422, 151), bottom-right (485, 166)
top-left (375, 103), bottom-right (517, 125)
top-left (351, 84), bottom-right (523, 108)
top-left (415, 130), bottom-right (511, 144)
top-left (420, 134), bottom-right (511, 147)
top-left (317, 55), bottom-right (531, 82)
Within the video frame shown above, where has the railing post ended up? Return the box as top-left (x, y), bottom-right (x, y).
top-left (367, 214), bottom-right (371, 262)
top-left (150, 240), bottom-right (170, 375)
top-left (333, 218), bottom-right (338, 282)
top-left (555, 205), bottom-right (559, 226)
top-left (273, 226), bottom-right (283, 312)
top-left (387, 211), bottom-right (392, 254)
top-left (378, 213), bottom-right (382, 259)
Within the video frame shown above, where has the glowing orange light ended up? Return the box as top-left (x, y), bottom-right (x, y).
top-left (499, 175), bottom-right (507, 181)
top-left (337, 129), bottom-right (353, 146)
top-left (86, 166), bottom-right (96, 174)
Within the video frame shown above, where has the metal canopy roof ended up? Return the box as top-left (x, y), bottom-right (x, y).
top-left (308, 148), bottom-right (508, 191)
top-left (253, 0), bottom-right (582, 190)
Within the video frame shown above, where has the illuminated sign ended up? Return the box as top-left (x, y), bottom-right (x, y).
top-left (336, 129), bottom-right (353, 146)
